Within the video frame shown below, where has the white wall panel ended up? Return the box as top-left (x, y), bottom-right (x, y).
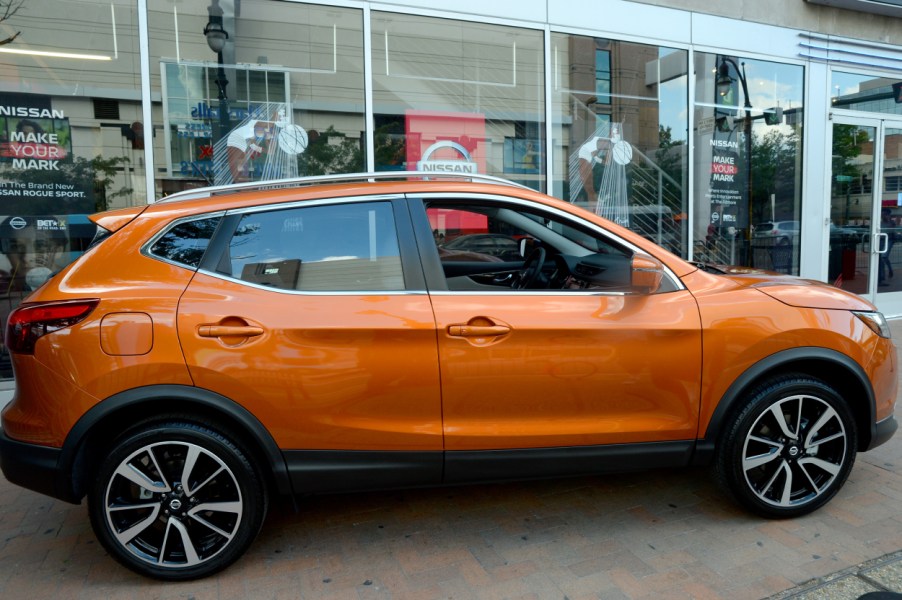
top-left (371, 0), bottom-right (548, 25)
top-left (548, 0), bottom-right (691, 45)
top-left (690, 13), bottom-right (801, 59)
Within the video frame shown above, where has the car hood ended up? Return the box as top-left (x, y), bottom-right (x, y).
top-left (714, 268), bottom-right (876, 311)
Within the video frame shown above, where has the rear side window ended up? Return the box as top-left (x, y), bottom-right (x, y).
top-left (149, 216), bottom-right (222, 268)
top-left (225, 201), bottom-right (403, 291)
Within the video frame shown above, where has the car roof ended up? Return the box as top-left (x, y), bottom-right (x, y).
top-left (159, 172), bottom-right (533, 204)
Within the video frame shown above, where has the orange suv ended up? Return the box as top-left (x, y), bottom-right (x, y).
top-left (0, 172), bottom-right (897, 580)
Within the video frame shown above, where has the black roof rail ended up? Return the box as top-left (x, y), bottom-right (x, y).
top-left (157, 171), bottom-right (532, 203)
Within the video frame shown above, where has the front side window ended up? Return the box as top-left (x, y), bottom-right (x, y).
top-left (225, 201), bottom-right (402, 291)
top-left (428, 201), bottom-right (674, 293)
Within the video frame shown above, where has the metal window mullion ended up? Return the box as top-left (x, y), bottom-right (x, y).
top-left (138, 0), bottom-right (156, 203)
top-left (544, 25), bottom-right (553, 195)
top-left (363, 5), bottom-right (375, 173)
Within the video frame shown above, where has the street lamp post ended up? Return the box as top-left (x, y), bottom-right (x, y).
top-left (716, 56), bottom-right (754, 266)
top-left (204, 0), bottom-right (230, 140)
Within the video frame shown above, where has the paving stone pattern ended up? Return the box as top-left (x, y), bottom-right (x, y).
top-left (2, 323), bottom-right (902, 599)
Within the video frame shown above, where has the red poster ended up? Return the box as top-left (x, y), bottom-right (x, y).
top-left (405, 110), bottom-right (486, 174)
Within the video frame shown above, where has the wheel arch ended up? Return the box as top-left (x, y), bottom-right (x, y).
top-left (57, 385), bottom-right (292, 502)
top-left (692, 347), bottom-right (875, 466)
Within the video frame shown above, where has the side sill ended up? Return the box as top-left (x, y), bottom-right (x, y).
top-left (444, 441), bottom-right (695, 484)
top-left (285, 450), bottom-right (443, 494)
top-left (284, 442), bottom-right (695, 494)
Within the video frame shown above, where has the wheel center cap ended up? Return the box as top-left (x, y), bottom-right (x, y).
top-left (169, 498), bottom-right (183, 511)
top-left (788, 445), bottom-right (800, 457)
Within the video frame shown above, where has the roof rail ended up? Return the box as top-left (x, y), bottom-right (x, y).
top-left (158, 171), bottom-right (532, 203)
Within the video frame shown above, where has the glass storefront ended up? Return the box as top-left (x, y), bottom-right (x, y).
top-left (148, 1), bottom-right (366, 194)
top-left (551, 35), bottom-right (689, 256)
top-left (693, 53), bottom-right (804, 274)
top-left (0, 0), bottom-right (141, 377)
top-left (3, 0), bottom-right (884, 376)
top-left (370, 12), bottom-right (545, 188)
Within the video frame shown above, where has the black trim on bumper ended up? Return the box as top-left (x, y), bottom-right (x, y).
top-left (0, 429), bottom-right (77, 503)
top-left (868, 415), bottom-right (898, 451)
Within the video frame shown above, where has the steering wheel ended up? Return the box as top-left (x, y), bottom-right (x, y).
top-left (514, 247), bottom-right (546, 289)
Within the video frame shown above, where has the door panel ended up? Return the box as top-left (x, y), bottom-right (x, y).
top-left (432, 290), bottom-right (702, 450)
top-left (178, 199), bottom-right (442, 452)
top-left (178, 274), bottom-right (442, 451)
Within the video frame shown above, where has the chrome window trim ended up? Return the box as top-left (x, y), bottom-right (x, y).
top-left (141, 211), bottom-right (227, 269)
top-left (429, 290), bottom-right (633, 297)
top-left (414, 192), bottom-right (686, 292)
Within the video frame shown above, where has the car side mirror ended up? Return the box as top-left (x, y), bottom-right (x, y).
top-left (519, 237), bottom-right (529, 258)
top-left (631, 254), bottom-right (665, 294)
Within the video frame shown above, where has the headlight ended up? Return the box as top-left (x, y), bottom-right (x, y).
top-left (853, 311), bottom-right (892, 339)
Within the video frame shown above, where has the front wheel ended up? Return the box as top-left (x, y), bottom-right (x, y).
top-left (715, 376), bottom-right (857, 518)
top-left (87, 422), bottom-right (268, 580)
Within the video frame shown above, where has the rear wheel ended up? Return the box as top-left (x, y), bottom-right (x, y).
top-left (716, 376), bottom-right (856, 518)
top-left (87, 422), bottom-right (267, 580)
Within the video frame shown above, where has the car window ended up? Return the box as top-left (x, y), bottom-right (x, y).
top-left (426, 201), bottom-right (674, 293)
top-left (225, 201), bottom-right (404, 291)
top-left (149, 216), bottom-right (222, 268)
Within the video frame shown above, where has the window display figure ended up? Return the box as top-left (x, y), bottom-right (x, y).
top-left (213, 103), bottom-right (307, 186)
top-left (0, 216), bottom-right (69, 294)
top-left (570, 123), bottom-right (633, 227)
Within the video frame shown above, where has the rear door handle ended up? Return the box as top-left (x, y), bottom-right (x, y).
top-left (198, 325), bottom-right (264, 338)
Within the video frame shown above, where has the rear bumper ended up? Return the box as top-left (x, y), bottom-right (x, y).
top-left (0, 429), bottom-right (78, 503)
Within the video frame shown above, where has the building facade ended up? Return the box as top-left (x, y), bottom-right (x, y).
top-left (1, 0), bottom-right (902, 375)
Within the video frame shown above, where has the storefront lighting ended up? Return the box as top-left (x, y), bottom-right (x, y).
top-left (716, 57), bottom-right (752, 110)
top-left (203, 9), bottom-right (229, 53)
top-left (0, 47), bottom-right (111, 61)
top-left (204, 0), bottom-right (230, 138)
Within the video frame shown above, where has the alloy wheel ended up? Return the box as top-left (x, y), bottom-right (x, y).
top-left (103, 440), bottom-right (244, 568)
top-left (741, 393), bottom-right (848, 508)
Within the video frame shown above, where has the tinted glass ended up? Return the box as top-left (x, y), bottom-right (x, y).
top-left (227, 201), bottom-right (403, 291)
top-left (150, 216), bottom-right (222, 268)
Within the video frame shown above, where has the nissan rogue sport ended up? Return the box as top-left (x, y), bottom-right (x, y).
top-left (0, 172), bottom-right (897, 580)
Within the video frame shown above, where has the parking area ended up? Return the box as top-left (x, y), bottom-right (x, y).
top-left (1, 331), bottom-right (902, 599)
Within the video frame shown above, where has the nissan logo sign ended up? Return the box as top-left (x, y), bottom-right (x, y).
top-left (9, 217), bottom-right (27, 230)
top-left (418, 140), bottom-right (478, 174)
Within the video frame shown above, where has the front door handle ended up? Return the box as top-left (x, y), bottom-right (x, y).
top-left (448, 324), bottom-right (511, 337)
top-left (198, 325), bottom-right (264, 338)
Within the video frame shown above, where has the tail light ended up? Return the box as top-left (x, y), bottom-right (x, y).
top-left (6, 299), bottom-right (99, 355)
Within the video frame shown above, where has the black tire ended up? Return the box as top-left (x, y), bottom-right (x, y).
top-left (87, 422), bottom-right (268, 580)
top-left (715, 375), bottom-right (857, 518)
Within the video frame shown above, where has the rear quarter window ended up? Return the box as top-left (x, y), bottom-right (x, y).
top-left (148, 216), bottom-right (222, 268)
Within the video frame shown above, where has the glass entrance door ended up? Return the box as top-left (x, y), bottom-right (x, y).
top-left (875, 125), bottom-right (902, 315)
top-left (829, 118), bottom-right (902, 314)
top-left (829, 120), bottom-right (878, 298)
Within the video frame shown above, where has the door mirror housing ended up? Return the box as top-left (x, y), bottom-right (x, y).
top-left (631, 254), bottom-right (665, 294)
